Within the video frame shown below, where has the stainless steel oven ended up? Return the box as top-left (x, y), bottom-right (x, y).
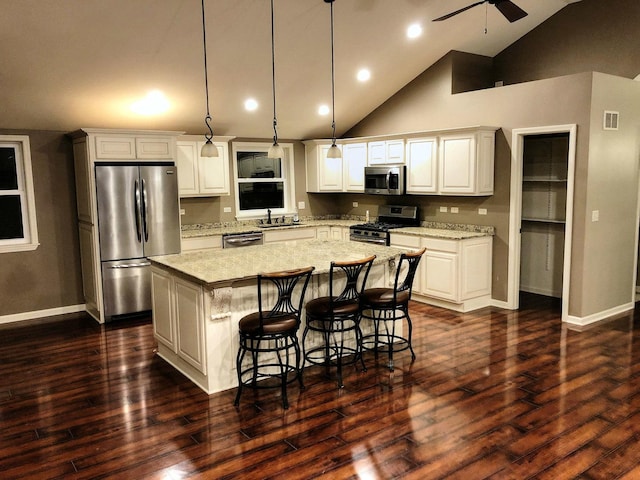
top-left (349, 205), bottom-right (419, 245)
top-left (222, 231), bottom-right (264, 248)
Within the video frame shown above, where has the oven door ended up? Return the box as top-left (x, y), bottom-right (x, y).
top-left (349, 229), bottom-right (389, 245)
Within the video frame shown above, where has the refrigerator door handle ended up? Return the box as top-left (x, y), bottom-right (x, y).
top-left (107, 261), bottom-right (152, 269)
top-left (134, 179), bottom-right (142, 243)
top-left (141, 178), bottom-right (149, 243)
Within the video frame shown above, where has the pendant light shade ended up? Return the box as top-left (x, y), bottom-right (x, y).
top-left (200, 0), bottom-right (219, 158)
top-left (325, 0), bottom-right (341, 159)
top-left (267, 0), bottom-right (284, 160)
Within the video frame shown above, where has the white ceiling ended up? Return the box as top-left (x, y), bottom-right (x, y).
top-left (0, 0), bottom-right (579, 140)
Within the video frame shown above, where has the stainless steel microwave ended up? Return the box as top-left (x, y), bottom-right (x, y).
top-left (364, 165), bottom-right (406, 195)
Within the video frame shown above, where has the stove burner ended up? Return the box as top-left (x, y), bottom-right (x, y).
top-left (351, 222), bottom-right (406, 232)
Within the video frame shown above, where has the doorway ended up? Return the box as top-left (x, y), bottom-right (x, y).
top-left (507, 125), bottom-right (577, 322)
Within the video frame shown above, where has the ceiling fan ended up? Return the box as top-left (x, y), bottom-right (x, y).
top-left (433, 0), bottom-right (528, 23)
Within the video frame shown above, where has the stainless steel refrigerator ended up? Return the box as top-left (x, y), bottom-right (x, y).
top-left (95, 163), bottom-right (181, 320)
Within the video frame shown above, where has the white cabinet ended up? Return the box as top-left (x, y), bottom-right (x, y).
top-left (176, 136), bottom-right (233, 197)
top-left (263, 227), bottom-right (317, 244)
top-left (305, 142), bottom-right (344, 192)
top-left (151, 267), bottom-right (206, 374)
top-left (78, 222), bottom-right (100, 319)
top-left (406, 138), bottom-right (438, 194)
top-left (343, 142), bottom-right (367, 192)
top-left (439, 129), bottom-right (495, 195)
top-left (368, 139), bottom-right (404, 165)
top-left (181, 235), bottom-right (223, 252)
top-left (94, 135), bottom-right (173, 160)
top-left (390, 233), bottom-right (493, 312)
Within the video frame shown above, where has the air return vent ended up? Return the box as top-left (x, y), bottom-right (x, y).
top-left (603, 111), bottom-right (619, 130)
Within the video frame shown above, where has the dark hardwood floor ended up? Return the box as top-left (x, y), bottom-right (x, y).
top-left (2, 294), bottom-right (640, 479)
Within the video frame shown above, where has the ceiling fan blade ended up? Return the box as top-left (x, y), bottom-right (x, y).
top-left (494, 0), bottom-right (528, 22)
top-left (433, 1), bottom-right (486, 22)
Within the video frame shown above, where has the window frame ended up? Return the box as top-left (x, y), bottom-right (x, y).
top-left (0, 135), bottom-right (39, 253)
top-left (231, 142), bottom-right (296, 220)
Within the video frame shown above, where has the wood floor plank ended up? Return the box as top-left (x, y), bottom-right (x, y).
top-left (3, 294), bottom-right (640, 479)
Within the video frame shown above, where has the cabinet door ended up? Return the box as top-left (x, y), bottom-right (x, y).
top-left (263, 227), bottom-right (317, 243)
top-left (136, 137), bottom-right (172, 159)
top-left (390, 233), bottom-right (423, 293)
top-left (406, 138), bottom-right (437, 194)
top-left (197, 141), bottom-right (230, 195)
top-left (318, 145), bottom-right (344, 191)
top-left (316, 226), bottom-right (330, 240)
top-left (175, 277), bottom-right (206, 373)
top-left (95, 136), bottom-right (136, 159)
top-left (176, 141), bottom-right (200, 196)
top-left (386, 139), bottom-right (405, 164)
top-left (460, 238), bottom-right (492, 299)
top-left (343, 143), bottom-right (367, 192)
top-left (367, 141), bottom-right (386, 164)
top-left (151, 268), bottom-right (176, 351)
top-left (330, 226), bottom-right (344, 240)
top-left (422, 250), bottom-right (459, 301)
top-left (439, 134), bottom-right (475, 194)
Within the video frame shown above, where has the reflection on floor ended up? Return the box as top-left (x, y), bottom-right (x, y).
top-left (1, 293), bottom-right (640, 479)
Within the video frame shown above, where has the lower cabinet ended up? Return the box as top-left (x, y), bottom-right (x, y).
top-left (390, 233), bottom-right (493, 312)
top-left (263, 227), bottom-right (317, 243)
top-left (151, 267), bottom-right (206, 374)
top-left (316, 226), bottom-right (350, 241)
top-left (181, 235), bottom-right (222, 252)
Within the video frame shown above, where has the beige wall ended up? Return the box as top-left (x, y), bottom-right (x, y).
top-left (0, 130), bottom-right (83, 316)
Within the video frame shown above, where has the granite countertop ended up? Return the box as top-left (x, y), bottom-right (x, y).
top-left (150, 239), bottom-right (407, 288)
top-left (181, 219), bottom-right (361, 239)
top-left (181, 218), bottom-right (494, 240)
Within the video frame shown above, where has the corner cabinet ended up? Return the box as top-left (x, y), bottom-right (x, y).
top-left (438, 128), bottom-right (495, 196)
top-left (176, 136), bottom-right (235, 197)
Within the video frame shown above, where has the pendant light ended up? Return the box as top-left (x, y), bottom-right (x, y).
top-left (200, 0), bottom-right (218, 157)
top-left (267, 0), bottom-right (285, 159)
top-left (325, 0), bottom-right (341, 159)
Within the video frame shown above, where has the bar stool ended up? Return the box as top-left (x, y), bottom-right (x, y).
top-left (302, 255), bottom-right (376, 388)
top-left (234, 266), bottom-right (315, 409)
top-left (360, 248), bottom-right (426, 371)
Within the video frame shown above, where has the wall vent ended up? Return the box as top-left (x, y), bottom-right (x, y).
top-left (603, 111), bottom-right (619, 130)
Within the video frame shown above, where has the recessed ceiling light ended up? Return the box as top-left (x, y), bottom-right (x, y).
top-left (244, 98), bottom-right (258, 111)
top-left (407, 23), bottom-right (422, 39)
top-left (318, 104), bottom-right (330, 116)
top-left (130, 90), bottom-right (170, 115)
top-left (357, 69), bottom-right (371, 82)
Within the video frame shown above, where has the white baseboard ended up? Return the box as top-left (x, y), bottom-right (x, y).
top-left (0, 304), bottom-right (86, 325)
top-left (565, 302), bottom-right (635, 327)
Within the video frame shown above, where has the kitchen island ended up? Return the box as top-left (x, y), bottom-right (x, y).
top-left (149, 239), bottom-right (407, 394)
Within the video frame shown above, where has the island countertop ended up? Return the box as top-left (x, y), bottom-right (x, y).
top-left (150, 239), bottom-right (407, 288)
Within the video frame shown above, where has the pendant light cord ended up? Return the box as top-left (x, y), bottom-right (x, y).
top-left (201, 0), bottom-right (213, 142)
top-left (271, 0), bottom-right (279, 145)
top-left (329, 0), bottom-right (337, 146)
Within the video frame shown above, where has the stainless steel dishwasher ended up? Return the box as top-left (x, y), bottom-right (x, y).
top-left (222, 231), bottom-right (264, 248)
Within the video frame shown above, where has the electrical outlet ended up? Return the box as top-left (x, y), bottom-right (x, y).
top-left (478, 208), bottom-right (487, 215)
top-left (439, 206), bottom-right (448, 213)
top-left (450, 207), bottom-right (459, 214)
top-left (223, 207), bottom-right (231, 213)
top-left (592, 210), bottom-right (599, 222)
top-left (179, 208), bottom-right (186, 215)
top-left (298, 201), bottom-right (306, 210)
top-left (353, 202), bottom-right (358, 207)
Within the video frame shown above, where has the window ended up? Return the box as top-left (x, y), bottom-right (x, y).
top-left (232, 142), bottom-right (295, 219)
top-left (0, 136), bottom-right (38, 252)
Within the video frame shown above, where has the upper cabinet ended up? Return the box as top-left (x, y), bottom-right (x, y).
top-left (343, 142), bottom-right (367, 192)
top-left (94, 134), bottom-right (173, 160)
top-left (438, 128), bottom-right (495, 196)
top-left (176, 136), bottom-right (234, 197)
top-left (305, 141), bottom-right (344, 192)
top-left (406, 138), bottom-right (438, 194)
top-left (368, 139), bottom-right (404, 165)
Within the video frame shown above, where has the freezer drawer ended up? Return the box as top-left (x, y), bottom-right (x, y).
top-left (101, 259), bottom-right (151, 318)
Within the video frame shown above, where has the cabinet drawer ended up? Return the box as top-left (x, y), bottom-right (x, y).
top-left (95, 136), bottom-right (136, 159)
top-left (390, 233), bottom-right (421, 249)
top-left (423, 237), bottom-right (459, 253)
top-left (181, 235), bottom-right (222, 251)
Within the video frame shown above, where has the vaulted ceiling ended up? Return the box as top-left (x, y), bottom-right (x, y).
top-left (0, 0), bottom-right (580, 139)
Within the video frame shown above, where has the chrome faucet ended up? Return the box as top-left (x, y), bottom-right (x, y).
top-left (267, 209), bottom-right (272, 224)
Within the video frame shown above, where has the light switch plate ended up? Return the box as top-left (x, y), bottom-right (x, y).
top-left (439, 206), bottom-right (448, 213)
top-left (478, 208), bottom-right (487, 215)
top-left (592, 210), bottom-right (599, 222)
top-left (223, 207), bottom-right (231, 213)
top-left (298, 201), bottom-right (306, 210)
top-left (450, 207), bottom-right (459, 213)
top-left (353, 202), bottom-right (358, 207)
top-left (179, 208), bottom-right (186, 215)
